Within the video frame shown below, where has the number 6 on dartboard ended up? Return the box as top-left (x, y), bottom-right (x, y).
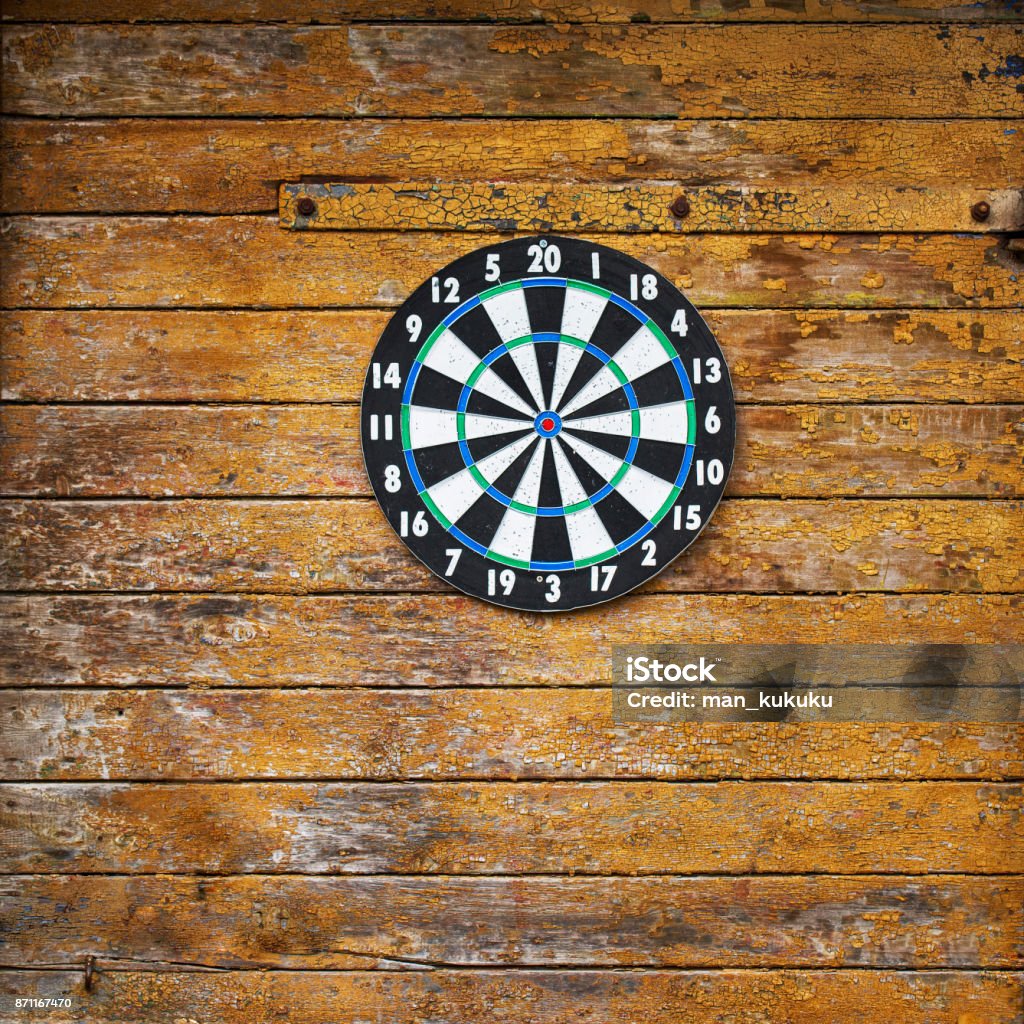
top-left (361, 236), bottom-right (735, 611)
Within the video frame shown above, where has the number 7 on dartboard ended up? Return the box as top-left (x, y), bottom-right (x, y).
top-left (361, 236), bottom-right (735, 612)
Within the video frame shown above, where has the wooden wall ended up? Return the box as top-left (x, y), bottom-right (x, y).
top-left (1, 2), bottom-right (1022, 1021)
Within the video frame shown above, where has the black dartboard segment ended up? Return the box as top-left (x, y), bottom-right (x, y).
top-left (361, 236), bottom-right (735, 612)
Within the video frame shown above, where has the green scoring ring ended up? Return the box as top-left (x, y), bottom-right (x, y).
top-left (398, 277), bottom-right (697, 569)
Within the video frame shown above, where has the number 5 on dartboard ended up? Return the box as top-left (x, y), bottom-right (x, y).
top-left (361, 236), bottom-right (735, 611)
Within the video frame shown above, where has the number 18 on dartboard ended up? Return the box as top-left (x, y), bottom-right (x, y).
top-left (361, 236), bottom-right (735, 612)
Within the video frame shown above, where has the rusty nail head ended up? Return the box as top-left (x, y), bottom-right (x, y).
top-left (84, 956), bottom-right (95, 992)
top-left (670, 195), bottom-right (690, 219)
top-left (970, 200), bottom-right (991, 222)
top-left (297, 197), bottom-right (317, 217)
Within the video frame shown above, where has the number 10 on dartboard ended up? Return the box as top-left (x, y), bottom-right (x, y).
top-left (362, 236), bottom-right (735, 612)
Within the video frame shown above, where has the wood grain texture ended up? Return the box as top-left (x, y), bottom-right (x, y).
top-left (3, 405), bottom-right (1020, 498)
top-left (279, 179), bottom-right (1024, 233)
top-left (3, 25), bottom-right (1022, 118)
top-left (5, 118), bottom-right (1022, 217)
top-left (2, 498), bottom-right (1020, 594)
top-left (2, 970), bottom-right (1023, 1024)
top-left (3, 593), bottom-right (1019, 689)
top-left (4, 687), bottom-right (1022, 781)
top-left (5, 0), bottom-right (1024, 22)
top-left (4, 781), bottom-right (1021, 875)
top-left (3, 219), bottom-right (1022, 309)
top-left (2, 874), bottom-right (1021, 968)
top-left (4, 309), bottom-right (1021, 404)
top-left (2, 0), bottom-right (1022, 1012)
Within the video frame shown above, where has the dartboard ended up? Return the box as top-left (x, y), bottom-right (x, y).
top-left (361, 236), bottom-right (735, 611)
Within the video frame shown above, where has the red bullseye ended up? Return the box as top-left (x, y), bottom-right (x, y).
top-left (541, 417), bottom-right (555, 432)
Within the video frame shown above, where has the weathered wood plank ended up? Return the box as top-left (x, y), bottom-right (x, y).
top-left (2, 593), bottom-right (1018, 689)
top-left (5, 119), bottom-right (1021, 217)
top-left (279, 179), bottom-right (1024, 233)
top-left (2, 874), bottom-right (1020, 968)
top-left (3, 687), bottom-right (1021, 780)
top-left (3, 220), bottom-right (1021, 309)
top-left (4, 310), bottom-right (1021, 404)
top-left (3, 405), bottom-right (1020, 499)
top-left (2, 499), bottom-right (1019, 594)
top-left (2, 970), bottom-right (1023, 1024)
top-left (5, 0), bottom-right (1024, 23)
top-left (4, 781), bottom-right (1021, 874)
top-left (3, 25), bottom-right (1022, 118)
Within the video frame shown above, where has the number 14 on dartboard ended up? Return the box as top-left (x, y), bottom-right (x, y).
top-left (362, 236), bottom-right (735, 612)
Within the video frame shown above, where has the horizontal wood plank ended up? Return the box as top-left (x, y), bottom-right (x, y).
top-left (3, 25), bottom-right (1022, 118)
top-left (2, 498), bottom-right (1020, 594)
top-left (2, 593), bottom-right (1020, 689)
top-left (5, 0), bottom-right (1024, 22)
top-left (4, 310), bottom-right (1022, 404)
top-left (5, 118), bottom-right (1022, 217)
top-left (3, 686), bottom-right (1021, 780)
top-left (3, 405), bottom-right (1020, 498)
top-left (279, 179), bottom-right (1024, 233)
top-left (2, 969), bottom-right (1022, 1024)
top-left (3, 220), bottom-right (1021, 309)
top-left (4, 781), bottom-right (1021, 874)
top-left (2, 874), bottom-right (1020, 968)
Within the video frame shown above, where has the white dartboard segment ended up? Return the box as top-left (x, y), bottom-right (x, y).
top-left (483, 286), bottom-right (532, 342)
top-left (563, 409), bottom-right (635, 437)
top-left (406, 406), bottom-right (460, 449)
top-left (558, 431), bottom-right (626, 483)
top-left (639, 402), bottom-right (692, 444)
top-left (461, 412), bottom-right (535, 440)
top-left (548, 341), bottom-right (587, 412)
top-left (560, 285), bottom-right (607, 341)
top-left (558, 365), bottom-right (623, 418)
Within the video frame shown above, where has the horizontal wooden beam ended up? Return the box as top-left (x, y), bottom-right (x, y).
top-left (4, 310), bottom-right (1021, 404)
top-left (2, 593), bottom-right (1019, 689)
top-left (4, 781), bottom-right (1021, 874)
top-left (279, 180), bottom-right (1024, 234)
top-left (5, 119), bottom-right (1021, 217)
top-left (5, 0), bottom-right (1024, 23)
top-left (3, 25), bottom-right (1022, 118)
top-left (2, 220), bottom-right (1021, 309)
top-left (2, 498), bottom-right (1020, 593)
top-left (2, 874), bottom-right (1021, 968)
top-left (2, 969), bottom-right (1022, 1024)
top-left (3, 686), bottom-right (1021, 780)
top-left (2, 405), bottom-right (1019, 499)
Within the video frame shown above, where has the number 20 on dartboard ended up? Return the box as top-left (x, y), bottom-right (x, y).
top-left (361, 236), bottom-right (735, 612)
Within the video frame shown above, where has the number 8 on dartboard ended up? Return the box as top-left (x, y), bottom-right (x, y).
top-left (361, 236), bottom-right (735, 612)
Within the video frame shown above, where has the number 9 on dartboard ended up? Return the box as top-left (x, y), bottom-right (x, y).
top-left (361, 236), bottom-right (735, 612)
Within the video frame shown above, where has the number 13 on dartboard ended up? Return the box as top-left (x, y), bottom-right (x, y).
top-left (361, 236), bottom-right (735, 612)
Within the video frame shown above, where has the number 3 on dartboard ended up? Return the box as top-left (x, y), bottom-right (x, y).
top-left (361, 236), bottom-right (735, 611)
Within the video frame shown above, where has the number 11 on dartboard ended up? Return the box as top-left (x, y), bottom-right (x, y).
top-left (361, 236), bottom-right (735, 612)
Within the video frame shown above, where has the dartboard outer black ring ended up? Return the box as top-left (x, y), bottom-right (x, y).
top-left (361, 235), bottom-right (735, 612)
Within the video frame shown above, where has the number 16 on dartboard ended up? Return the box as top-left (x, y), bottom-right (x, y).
top-left (361, 236), bottom-right (735, 612)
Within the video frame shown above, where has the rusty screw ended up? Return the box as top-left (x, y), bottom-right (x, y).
top-left (669, 195), bottom-right (690, 219)
top-left (970, 200), bottom-right (991, 223)
top-left (297, 197), bottom-right (317, 218)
